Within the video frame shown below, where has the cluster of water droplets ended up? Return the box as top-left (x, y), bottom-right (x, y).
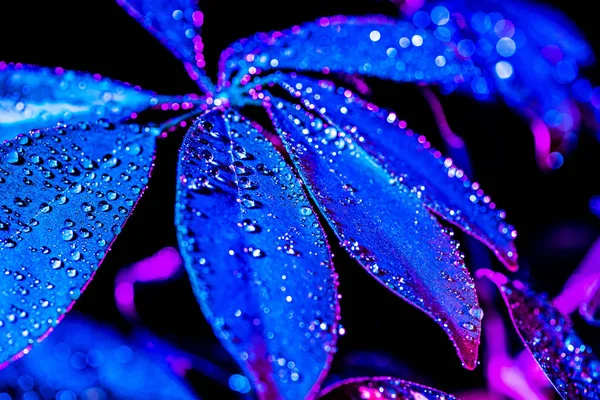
top-left (0, 315), bottom-right (197, 399)
top-left (319, 377), bottom-right (456, 400)
top-left (499, 279), bottom-right (600, 398)
top-left (0, 62), bottom-right (159, 141)
top-left (272, 75), bottom-right (518, 269)
top-left (266, 96), bottom-right (482, 368)
top-left (218, 15), bottom-right (478, 93)
top-left (0, 118), bottom-right (155, 363)
top-left (175, 108), bottom-right (339, 398)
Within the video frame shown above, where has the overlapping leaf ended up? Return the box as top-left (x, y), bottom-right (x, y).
top-left (402, 0), bottom-right (595, 166)
top-left (115, 0), bottom-right (213, 92)
top-left (274, 73), bottom-right (517, 269)
top-left (175, 108), bottom-right (339, 399)
top-left (265, 96), bottom-right (482, 369)
top-left (0, 119), bottom-right (156, 366)
top-left (0, 63), bottom-right (160, 141)
top-left (318, 377), bottom-right (457, 399)
top-left (220, 4), bottom-right (597, 167)
top-left (482, 270), bottom-right (600, 399)
top-left (218, 15), bottom-right (476, 92)
top-left (0, 313), bottom-right (197, 399)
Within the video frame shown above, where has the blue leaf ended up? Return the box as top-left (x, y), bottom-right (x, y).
top-left (219, 4), bottom-right (595, 167)
top-left (265, 96), bottom-right (482, 369)
top-left (0, 63), bottom-right (161, 141)
top-left (482, 270), bottom-right (600, 399)
top-left (218, 15), bottom-right (475, 92)
top-left (115, 0), bottom-right (214, 93)
top-left (273, 74), bottom-right (517, 270)
top-left (0, 119), bottom-right (157, 367)
top-left (175, 108), bottom-right (340, 399)
top-left (318, 376), bottom-right (457, 399)
top-left (0, 313), bottom-right (197, 399)
top-left (407, 0), bottom-right (595, 166)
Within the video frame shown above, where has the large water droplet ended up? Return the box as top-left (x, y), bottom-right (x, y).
top-left (469, 306), bottom-right (484, 320)
top-left (299, 206), bottom-right (313, 216)
top-left (50, 258), bottom-right (63, 270)
top-left (6, 151), bottom-right (23, 165)
top-left (61, 228), bottom-right (75, 241)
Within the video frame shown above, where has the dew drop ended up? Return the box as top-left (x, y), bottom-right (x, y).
top-left (125, 142), bottom-right (142, 155)
top-left (299, 206), bottom-right (313, 216)
top-left (251, 249), bottom-right (265, 258)
top-left (61, 228), bottom-right (75, 241)
top-left (50, 258), bottom-right (63, 270)
top-left (102, 154), bottom-right (119, 168)
top-left (66, 268), bottom-right (78, 278)
top-left (6, 151), bottom-right (23, 165)
top-left (256, 163), bottom-right (272, 175)
top-left (239, 219), bottom-right (260, 233)
top-left (469, 306), bottom-right (484, 320)
top-left (462, 322), bottom-right (475, 331)
top-left (39, 203), bottom-right (52, 213)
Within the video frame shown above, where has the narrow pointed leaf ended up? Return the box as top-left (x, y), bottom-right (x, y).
top-left (265, 97), bottom-right (481, 369)
top-left (175, 108), bottom-right (339, 399)
top-left (318, 377), bottom-right (457, 400)
top-left (275, 74), bottom-right (517, 269)
top-left (0, 119), bottom-right (156, 367)
top-left (0, 63), bottom-right (160, 140)
top-left (482, 270), bottom-right (600, 399)
top-left (115, 0), bottom-right (213, 92)
top-left (0, 314), bottom-right (197, 399)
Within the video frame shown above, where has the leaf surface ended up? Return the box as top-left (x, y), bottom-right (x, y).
top-left (175, 108), bottom-right (339, 399)
top-left (220, 6), bottom-right (595, 166)
top-left (218, 15), bottom-right (475, 91)
top-left (115, 0), bottom-right (213, 92)
top-left (0, 119), bottom-right (156, 367)
top-left (0, 63), bottom-right (159, 140)
top-left (318, 376), bottom-right (457, 400)
top-left (275, 74), bottom-right (517, 269)
top-left (482, 270), bottom-right (600, 399)
top-left (265, 97), bottom-right (482, 369)
top-left (0, 313), bottom-right (197, 399)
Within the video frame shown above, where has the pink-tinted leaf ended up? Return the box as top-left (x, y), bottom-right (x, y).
top-left (114, 0), bottom-right (213, 92)
top-left (318, 377), bottom-right (457, 399)
top-left (115, 247), bottom-right (183, 320)
top-left (481, 269), bottom-right (600, 399)
top-left (274, 74), bottom-right (517, 270)
top-left (0, 63), bottom-right (161, 141)
top-left (0, 119), bottom-right (157, 367)
top-left (175, 109), bottom-right (340, 399)
top-left (580, 282), bottom-right (600, 327)
top-left (266, 96), bottom-right (482, 369)
top-left (554, 236), bottom-right (600, 325)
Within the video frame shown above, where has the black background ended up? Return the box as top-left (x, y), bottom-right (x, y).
top-left (1, 0), bottom-right (599, 398)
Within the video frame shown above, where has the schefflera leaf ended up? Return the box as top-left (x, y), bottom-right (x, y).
top-left (175, 108), bottom-right (339, 400)
top-left (0, 313), bottom-right (197, 399)
top-left (115, 0), bottom-right (213, 92)
top-left (265, 97), bottom-right (482, 369)
top-left (318, 377), bottom-right (457, 400)
top-left (0, 63), bottom-right (160, 141)
top-left (482, 270), bottom-right (600, 399)
top-left (218, 16), bottom-right (477, 91)
top-left (0, 119), bottom-right (156, 366)
top-left (275, 74), bottom-right (518, 270)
